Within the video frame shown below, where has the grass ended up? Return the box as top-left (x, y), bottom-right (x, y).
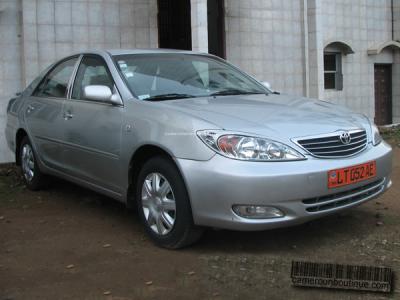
top-left (0, 164), bottom-right (26, 207)
top-left (380, 126), bottom-right (400, 147)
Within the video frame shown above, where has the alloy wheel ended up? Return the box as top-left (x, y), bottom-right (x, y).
top-left (141, 172), bottom-right (176, 235)
top-left (21, 144), bottom-right (35, 182)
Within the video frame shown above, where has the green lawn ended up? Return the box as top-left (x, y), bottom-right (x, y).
top-left (380, 126), bottom-right (400, 147)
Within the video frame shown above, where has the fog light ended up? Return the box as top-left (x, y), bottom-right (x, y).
top-left (387, 180), bottom-right (392, 189)
top-left (232, 205), bottom-right (285, 219)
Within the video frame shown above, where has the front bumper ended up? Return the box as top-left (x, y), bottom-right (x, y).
top-left (177, 141), bottom-right (392, 231)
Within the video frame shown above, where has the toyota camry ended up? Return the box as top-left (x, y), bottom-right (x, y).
top-left (5, 49), bottom-right (392, 248)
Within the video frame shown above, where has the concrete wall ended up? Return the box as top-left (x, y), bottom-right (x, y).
top-left (0, 0), bottom-right (158, 163)
top-left (393, 0), bottom-right (400, 123)
top-left (0, 0), bottom-right (22, 162)
top-left (320, 0), bottom-right (396, 120)
top-left (191, 0), bottom-right (208, 52)
top-left (321, 0), bottom-right (389, 117)
top-left (394, 51), bottom-right (400, 123)
top-left (224, 0), bottom-right (399, 122)
top-left (224, 0), bottom-right (306, 96)
top-left (1, 0), bottom-right (399, 162)
top-left (395, 0), bottom-right (400, 40)
top-left (21, 0), bottom-right (158, 87)
top-left (307, 0), bottom-right (324, 99)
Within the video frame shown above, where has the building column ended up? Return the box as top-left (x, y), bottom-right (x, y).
top-left (191, 0), bottom-right (208, 52)
top-left (393, 0), bottom-right (400, 124)
top-left (391, 1), bottom-right (400, 122)
top-left (0, 0), bottom-right (23, 162)
top-left (306, 0), bottom-right (324, 99)
top-left (394, 0), bottom-right (400, 40)
top-left (21, 0), bottom-right (40, 88)
top-left (393, 52), bottom-right (400, 123)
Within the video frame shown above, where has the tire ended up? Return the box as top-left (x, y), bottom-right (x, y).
top-left (136, 156), bottom-right (204, 249)
top-left (19, 136), bottom-right (48, 190)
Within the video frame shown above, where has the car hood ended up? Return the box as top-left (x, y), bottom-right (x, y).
top-left (160, 94), bottom-right (371, 140)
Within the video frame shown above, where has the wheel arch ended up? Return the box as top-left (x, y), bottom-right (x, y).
top-left (15, 128), bottom-right (28, 165)
top-left (126, 144), bottom-right (188, 209)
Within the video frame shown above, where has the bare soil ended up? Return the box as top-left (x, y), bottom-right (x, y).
top-left (1, 143), bottom-right (400, 300)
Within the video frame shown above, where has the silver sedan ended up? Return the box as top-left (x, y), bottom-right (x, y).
top-left (6, 49), bottom-right (392, 248)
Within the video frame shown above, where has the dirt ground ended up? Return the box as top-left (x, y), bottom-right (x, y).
top-left (1, 141), bottom-right (400, 300)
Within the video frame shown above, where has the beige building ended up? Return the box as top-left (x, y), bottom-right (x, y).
top-left (0, 0), bottom-right (399, 162)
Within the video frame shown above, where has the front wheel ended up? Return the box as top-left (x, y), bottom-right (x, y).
top-left (136, 156), bottom-right (203, 249)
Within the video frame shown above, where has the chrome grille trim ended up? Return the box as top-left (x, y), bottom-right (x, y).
top-left (305, 138), bottom-right (366, 150)
top-left (309, 143), bottom-right (366, 155)
top-left (294, 129), bottom-right (368, 158)
top-left (303, 179), bottom-right (385, 213)
top-left (299, 134), bottom-right (366, 146)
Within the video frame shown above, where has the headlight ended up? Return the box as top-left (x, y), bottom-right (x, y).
top-left (197, 130), bottom-right (305, 161)
top-left (371, 124), bottom-right (382, 146)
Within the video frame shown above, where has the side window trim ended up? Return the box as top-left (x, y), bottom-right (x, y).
top-left (69, 54), bottom-right (122, 105)
top-left (31, 55), bottom-right (80, 100)
top-left (67, 54), bottom-right (84, 99)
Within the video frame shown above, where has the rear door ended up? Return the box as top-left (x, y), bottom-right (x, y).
top-left (62, 55), bottom-right (124, 193)
top-left (25, 56), bottom-right (79, 170)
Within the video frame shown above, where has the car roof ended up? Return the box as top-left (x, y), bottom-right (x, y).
top-left (71, 49), bottom-right (209, 58)
top-left (107, 48), bottom-right (206, 56)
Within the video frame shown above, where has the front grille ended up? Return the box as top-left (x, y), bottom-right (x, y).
top-left (296, 129), bottom-right (368, 158)
top-left (303, 179), bottom-right (385, 213)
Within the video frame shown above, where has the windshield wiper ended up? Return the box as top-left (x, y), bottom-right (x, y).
top-left (209, 89), bottom-right (265, 96)
top-left (143, 93), bottom-right (196, 101)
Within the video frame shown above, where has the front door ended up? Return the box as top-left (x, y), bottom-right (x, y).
top-left (62, 55), bottom-right (124, 194)
top-left (374, 64), bottom-right (392, 125)
top-left (25, 57), bottom-right (78, 170)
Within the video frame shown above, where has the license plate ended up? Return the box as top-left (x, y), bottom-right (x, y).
top-left (328, 161), bottom-right (376, 189)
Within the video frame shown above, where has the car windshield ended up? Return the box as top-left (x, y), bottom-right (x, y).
top-left (113, 54), bottom-right (269, 101)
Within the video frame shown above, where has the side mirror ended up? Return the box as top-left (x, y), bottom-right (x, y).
top-left (83, 85), bottom-right (122, 105)
top-left (261, 81), bottom-right (272, 90)
top-left (261, 81), bottom-right (280, 94)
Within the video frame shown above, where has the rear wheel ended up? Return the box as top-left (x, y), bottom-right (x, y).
top-left (19, 136), bottom-right (48, 190)
top-left (136, 156), bottom-right (203, 249)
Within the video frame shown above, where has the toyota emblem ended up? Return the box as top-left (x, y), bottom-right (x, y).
top-left (339, 132), bottom-right (351, 145)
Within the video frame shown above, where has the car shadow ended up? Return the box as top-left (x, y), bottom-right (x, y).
top-left (194, 209), bottom-right (377, 254)
top-left (47, 176), bottom-right (378, 253)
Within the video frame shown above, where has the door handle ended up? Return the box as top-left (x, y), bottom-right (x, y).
top-left (26, 105), bottom-right (35, 113)
top-left (63, 112), bottom-right (74, 120)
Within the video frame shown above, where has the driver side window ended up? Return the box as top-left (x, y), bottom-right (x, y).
top-left (71, 56), bottom-right (114, 101)
top-left (34, 57), bottom-right (78, 98)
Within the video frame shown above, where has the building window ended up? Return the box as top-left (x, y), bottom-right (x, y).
top-left (324, 53), bottom-right (343, 90)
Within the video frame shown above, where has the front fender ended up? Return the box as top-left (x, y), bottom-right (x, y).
top-left (118, 100), bottom-right (219, 195)
top-left (121, 100), bottom-right (218, 162)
